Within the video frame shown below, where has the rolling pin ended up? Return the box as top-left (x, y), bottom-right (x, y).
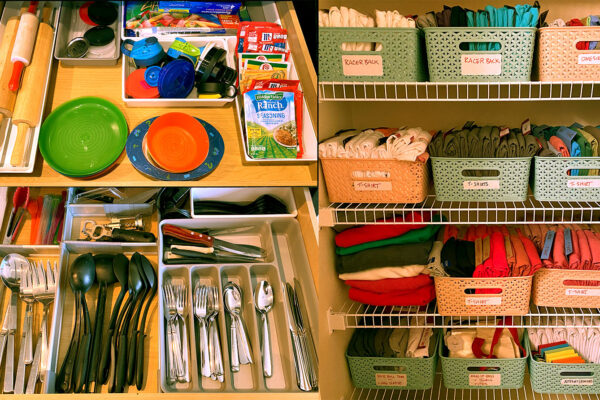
top-left (0, 9), bottom-right (25, 127)
top-left (10, 5), bottom-right (53, 167)
top-left (8, 1), bottom-right (39, 91)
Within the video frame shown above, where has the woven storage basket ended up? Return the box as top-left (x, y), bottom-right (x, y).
top-left (319, 27), bottom-right (428, 82)
top-left (440, 335), bottom-right (528, 389)
top-left (321, 157), bottom-right (429, 203)
top-left (532, 268), bottom-right (600, 308)
top-left (532, 157), bottom-right (600, 201)
top-left (434, 276), bottom-right (532, 316)
top-left (527, 336), bottom-right (600, 394)
top-left (346, 332), bottom-right (439, 390)
top-left (423, 27), bottom-right (536, 82)
top-left (538, 27), bottom-right (600, 81)
top-left (431, 157), bottom-right (531, 202)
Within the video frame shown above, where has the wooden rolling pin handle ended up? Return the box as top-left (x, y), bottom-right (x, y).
top-left (10, 123), bottom-right (29, 167)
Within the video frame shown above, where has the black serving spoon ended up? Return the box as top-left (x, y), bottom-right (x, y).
top-left (135, 255), bottom-right (157, 389)
top-left (127, 254), bottom-right (150, 385)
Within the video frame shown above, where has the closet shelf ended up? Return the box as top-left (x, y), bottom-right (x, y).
top-left (319, 81), bottom-right (600, 102)
top-left (321, 195), bottom-right (600, 226)
top-left (347, 374), bottom-right (596, 400)
top-left (328, 302), bottom-right (600, 331)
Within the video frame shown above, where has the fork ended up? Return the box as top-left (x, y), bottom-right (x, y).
top-left (14, 263), bottom-right (34, 394)
top-left (162, 283), bottom-right (181, 384)
top-left (175, 284), bottom-right (190, 383)
top-left (193, 283), bottom-right (210, 378)
top-left (207, 286), bottom-right (224, 382)
top-left (26, 261), bottom-right (56, 394)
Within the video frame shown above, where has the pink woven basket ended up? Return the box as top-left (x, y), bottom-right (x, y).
top-left (321, 157), bottom-right (429, 203)
top-left (434, 276), bottom-right (532, 316)
top-left (538, 27), bottom-right (600, 81)
top-left (532, 268), bottom-right (600, 307)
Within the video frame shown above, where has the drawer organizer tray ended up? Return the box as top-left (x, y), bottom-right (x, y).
top-left (538, 27), bottom-right (600, 82)
top-left (423, 27), bottom-right (536, 82)
top-left (158, 217), bottom-right (317, 393)
top-left (434, 276), bottom-right (532, 317)
top-left (532, 156), bottom-right (600, 201)
top-left (321, 157), bottom-right (429, 204)
top-left (319, 27), bottom-right (427, 82)
top-left (532, 268), bottom-right (600, 308)
top-left (431, 157), bottom-right (531, 202)
top-left (346, 331), bottom-right (439, 390)
top-left (440, 335), bottom-right (528, 389)
top-left (527, 336), bottom-right (600, 394)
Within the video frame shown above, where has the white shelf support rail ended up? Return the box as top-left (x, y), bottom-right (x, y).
top-left (320, 81), bottom-right (600, 102)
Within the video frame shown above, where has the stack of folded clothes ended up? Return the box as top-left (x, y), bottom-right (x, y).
top-left (440, 225), bottom-right (542, 277)
top-left (348, 325), bottom-right (435, 359)
top-left (520, 224), bottom-right (600, 270)
top-left (528, 317), bottom-right (600, 363)
top-left (335, 212), bottom-right (441, 306)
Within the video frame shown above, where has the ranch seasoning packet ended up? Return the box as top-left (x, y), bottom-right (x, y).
top-left (244, 89), bottom-right (298, 159)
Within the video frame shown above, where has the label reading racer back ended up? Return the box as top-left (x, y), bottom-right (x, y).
top-left (342, 55), bottom-right (383, 76)
top-left (461, 54), bottom-right (501, 75)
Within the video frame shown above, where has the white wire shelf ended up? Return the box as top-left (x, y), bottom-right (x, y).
top-left (320, 81), bottom-right (600, 102)
top-left (328, 302), bottom-right (600, 331)
top-left (347, 374), bottom-right (597, 400)
top-left (321, 195), bottom-right (600, 227)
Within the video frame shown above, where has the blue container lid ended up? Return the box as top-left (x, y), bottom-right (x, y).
top-left (158, 59), bottom-right (195, 98)
top-left (144, 66), bottom-right (161, 87)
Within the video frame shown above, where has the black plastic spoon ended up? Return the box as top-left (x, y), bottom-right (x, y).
top-left (135, 255), bottom-right (157, 389)
top-left (127, 254), bottom-right (149, 385)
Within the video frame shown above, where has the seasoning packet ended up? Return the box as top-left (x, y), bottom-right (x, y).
top-left (244, 89), bottom-right (298, 159)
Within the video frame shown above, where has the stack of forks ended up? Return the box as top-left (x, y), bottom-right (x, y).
top-left (193, 282), bottom-right (223, 382)
top-left (162, 280), bottom-right (190, 384)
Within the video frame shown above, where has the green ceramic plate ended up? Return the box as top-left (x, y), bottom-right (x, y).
top-left (39, 97), bottom-right (128, 177)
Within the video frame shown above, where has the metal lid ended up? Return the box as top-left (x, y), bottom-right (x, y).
top-left (66, 37), bottom-right (90, 58)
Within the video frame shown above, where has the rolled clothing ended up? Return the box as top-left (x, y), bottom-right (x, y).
top-left (335, 212), bottom-right (429, 247)
top-left (345, 130), bottom-right (385, 158)
top-left (577, 229), bottom-right (592, 270)
top-left (339, 265), bottom-right (426, 281)
top-left (344, 274), bottom-right (433, 293)
top-left (336, 241), bottom-right (434, 274)
top-left (548, 136), bottom-right (570, 157)
top-left (349, 283), bottom-right (435, 306)
top-left (319, 130), bottom-right (358, 158)
top-left (517, 229), bottom-right (542, 275)
top-left (586, 230), bottom-right (600, 270)
top-left (524, 134), bottom-right (542, 156)
top-left (425, 240), bottom-right (448, 277)
top-left (441, 237), bottom-right (475, 277)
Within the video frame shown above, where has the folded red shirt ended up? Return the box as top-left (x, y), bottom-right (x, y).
top-left (349, 284), bottom-right (435, 306)
top-left (344, 274), bottom-right (432, 294)
top-left (335, 212), bottom-right (430, 248)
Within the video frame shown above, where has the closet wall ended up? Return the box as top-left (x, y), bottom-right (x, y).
top-left (319, 1), bottom-right (600, 399)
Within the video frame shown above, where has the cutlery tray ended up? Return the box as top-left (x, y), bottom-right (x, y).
top-left (158, 217), bottom-right (317, 393)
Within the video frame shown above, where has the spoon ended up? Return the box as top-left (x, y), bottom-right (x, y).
top-left (127, 253), bottom-right (149, 385)
top-left (255, 280), bottom-right (273, 378)
top-left (72, 254), bottom-right (96, 393)
top-left (0, 254), bottom-right (25, 393)
top-left (223, 282), bottom-right (252, 372)
top-left (97, 254), bottom-right (128, 387)
top-left (115, 253), bottom-right (144, 392)
top-left (135, 255), bottom-right (157, 390)
top-left (86, 254), bottom-right (116, 391)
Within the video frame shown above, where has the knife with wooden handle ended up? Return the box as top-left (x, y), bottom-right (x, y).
top-left (10, 5), bottom-right (53, 167)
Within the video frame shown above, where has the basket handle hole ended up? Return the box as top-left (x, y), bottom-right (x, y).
top-left (464, 288), bottom-right (502, 294)
top-left (459, 42), bottom-right (502, 51)
top-left (563, 279), bottom-right (600, 287)
top-left (374, 365), bottom-right (406, 372)
top-left (560, 371), bottom-right (594, 377)
top-left (341, 42), bottom-right (382, 51)
top-left (461, 170), bottom-right (500, 177)
top-left (575, 41), bottom-right (600, 51)
top-left (566, 169), bottom-right (600, 177)
top-left (467, 367), bottom-right (501, 372)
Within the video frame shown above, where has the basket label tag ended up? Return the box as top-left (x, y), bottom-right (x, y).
top-left (463, 180), bottom-right (500, 190)
top-left (568, 179), bottom-right (600, 188)
top-left (566, 288), bottom-right (600, 296)
top-left (578, 54), bottom-right (600, 65)
top-left (461, 54), bottom-right (502, 76)
top-left (469, 374), bottom-right (501, 386)
top-left (564, 228), bottom-right (573, 256)
top-left (353, 181), bottom-right (392, 191)
top-left (342, 55), bottom-right (383, 76)
top-left (541, 230), bottom-right (556, 260)
top-left (466, 297), bottom-right (501, 306)
top-left (375, 373), bottom-right (407, 387)
top-left (561, 378), bottom-right (594, 385)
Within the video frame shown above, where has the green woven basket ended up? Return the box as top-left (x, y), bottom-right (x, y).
top-left (431, 157), bottom-right (532, 202)
top-left (527, 336), bottom-right (600, 394)
top-left (423, 27), bottom-right (536, 82)
top-left (319, 27), bottom-right (428, 82)
top-left (346, 331), bottom-right (439, 390)
top-left (440, 336), bottom-right (528, 389)
top-left (532, 156), bottom-right (600, 201)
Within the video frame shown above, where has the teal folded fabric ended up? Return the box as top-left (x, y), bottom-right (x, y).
top-left (496, 135), bottom-right (509, 158)
top-left (574, 133), bottom-right (592, 176)
top-left (524, 134), bottom-right (542, 156)
top-left (467, 127), bottom-right (480, 157)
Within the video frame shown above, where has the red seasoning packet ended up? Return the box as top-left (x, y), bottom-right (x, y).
top-left (237, 21), bottom-right (280, 53)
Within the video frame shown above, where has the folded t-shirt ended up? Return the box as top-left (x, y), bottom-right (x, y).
top-left (344, 274), bottom-right (433, 293)
top-left (336, 241), bottom-right (434, 274)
